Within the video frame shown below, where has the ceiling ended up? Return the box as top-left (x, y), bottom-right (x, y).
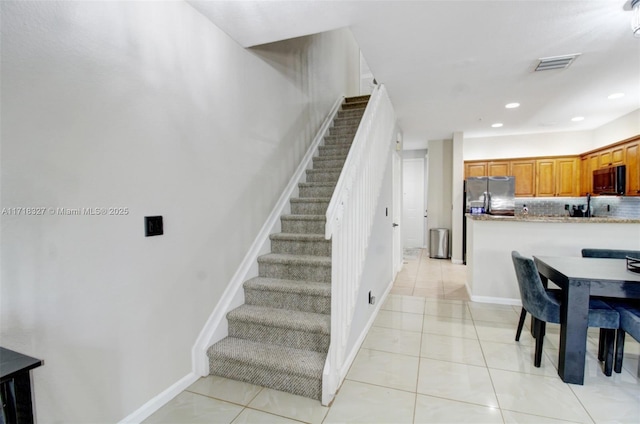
top-left (188, 1), bottom-right (640, 148)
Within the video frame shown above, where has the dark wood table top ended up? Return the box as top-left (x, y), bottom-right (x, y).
top-left (534, 256), bottom-right (640, 282)
top-left (0, 347), bottom-right (43, 382)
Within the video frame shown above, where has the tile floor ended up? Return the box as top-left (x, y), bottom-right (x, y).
top-left (144, 249), bottom-right (640, 424)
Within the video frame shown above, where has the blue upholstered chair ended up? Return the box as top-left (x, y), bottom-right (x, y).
top-left (608, 301), bottom-right (640, 373)
top-left (581, 248), bottom-right (640, 368)
top-left (581, 248), bottom-right (640, 259)
top-left (511, 251), bottom-right (620, 375)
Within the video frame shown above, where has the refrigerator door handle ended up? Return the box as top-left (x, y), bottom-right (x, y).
top-left (485, 191), bottom-right (492, 213)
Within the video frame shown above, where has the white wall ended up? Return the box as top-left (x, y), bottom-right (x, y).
top-left (0, 1), bottom-right (359, 422)
top-left (592, 109), bottom-right (640, 148)
top-left (466, 219), bottom-right (640, 303)
top-left (464, 130), bottom-right (594, 160)
top-left (450, 132), bottom-right (464, 263)
top-left (426, 139), bottom-right (453, 254)
top-left (463, 108), bottom-right (640, 160)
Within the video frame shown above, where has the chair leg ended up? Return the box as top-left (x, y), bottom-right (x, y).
top-left (602, 329), bottom-right (614, 376)
top-left (515, 308), bottom-right (527, 341)
top-left (533, 318), bottom-right (545, 367)
top-left (598, 328), bottom-right (606, 361)
top-left (614, 330), bottom-right (625, 374)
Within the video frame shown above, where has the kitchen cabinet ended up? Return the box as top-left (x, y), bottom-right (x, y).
top-left (464, 135), bottom-right (640, 197)
top-left (580, 135), bottom-right (640, 196)
top-left (555, 157), bottom-right (580, 197)
top-left (535, 157), bottom-right (580, 197)
top-left (598, 146), bottom-right (625, 168)
top-left (625, 141), bottom-right (639, 195)
top-left (465, 162), bottom-right (487, 178)
top-left (535, 159), bottom-right (556, 197)
top-left (487, 161), bottom-right (510, 176)
top-left (511, 160), bottom-right (536, 197)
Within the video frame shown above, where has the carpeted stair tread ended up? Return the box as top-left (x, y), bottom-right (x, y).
top-left (208, 337), bottom-right (326, 379)
top-left (345, 95), bottom-right (371, 103)
top-left (281, 214), bottom-right (325, 220)
top-left (341, 101), bottom-right (368, 110)
top-left (290, 197), bottom-right (331, 203)
top-left (298, 182), bottom-right (336, 188)
top-left (270, 233), bottom-right (328, 242)
top-left (228, 304), bottom-right (330, 334)
top-left (258, 253), bottom-right (331, 266)
top-left (244, 276), bottom-right (331, 297)
top-left (313, 154), bottom-right (349, 162)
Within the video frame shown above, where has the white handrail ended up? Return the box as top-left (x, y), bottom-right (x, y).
top-left (322, 84), bottom-right (396, 405)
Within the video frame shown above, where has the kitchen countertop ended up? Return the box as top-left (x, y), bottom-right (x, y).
top-left (465, 213), bottom-right (640, 224)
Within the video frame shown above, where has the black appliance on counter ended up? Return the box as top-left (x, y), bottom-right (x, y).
top-left (593, 165), bottom-right (625, 195)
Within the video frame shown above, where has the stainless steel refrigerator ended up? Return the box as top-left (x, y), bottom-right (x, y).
top-left (462, 176), bottom-right (515, 264)
top-left (465, 176), bottom-right (515, 216)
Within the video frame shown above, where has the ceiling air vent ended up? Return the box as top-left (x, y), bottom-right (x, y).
top-left (534, 54), bottom-right (581, 71)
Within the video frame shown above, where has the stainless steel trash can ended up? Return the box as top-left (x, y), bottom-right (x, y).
top-left (429, 228), bottom-right (449, 259)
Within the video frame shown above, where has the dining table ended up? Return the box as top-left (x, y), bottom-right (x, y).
top-left (532, 255), bottom-right (640, 384)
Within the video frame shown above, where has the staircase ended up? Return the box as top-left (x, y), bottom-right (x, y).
top-left (206, 95), bottom-right (370, 400)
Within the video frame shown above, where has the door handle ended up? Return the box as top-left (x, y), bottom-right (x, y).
top-left (392, 223), bottom-right (399, 227)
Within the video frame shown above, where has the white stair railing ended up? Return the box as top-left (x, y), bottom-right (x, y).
top-left (321, 84), bottom-right (396, 405)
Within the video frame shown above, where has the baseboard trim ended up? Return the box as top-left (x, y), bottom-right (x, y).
top-left (119, 372), bottom-right (198, 424)
top-left (191, 96), bottom-right (345, 377)
top-left (470, 294), bottom-right (521, 306)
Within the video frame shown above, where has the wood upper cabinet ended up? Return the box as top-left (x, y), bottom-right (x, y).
top-left (464, 135), bottom-right (640, 197)
top-left (535, 159), bottom-right (556, 197)
top-left (487, 161), bottom-right (510, 176)
top-left (556, 157), bottom-right (580, 197)
top-left (511, 160), bottom-right (536, 197)
top-left (625, 141), bottom-right (639, 195)
top-left (580, 135), bottom-right (640, 196)
top-left (465, 162), bottom-right (487, 178)
top-left (535, 157), bottom-right (580, 197)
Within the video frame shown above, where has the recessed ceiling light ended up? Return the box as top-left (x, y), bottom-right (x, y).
top-left (571, 116), bottom-right (584, 122)
top-left (491, 123), bottom-right (503, 128)
top-left (505, 103), bottom-right (520, 109)
top-left (608, 93), bottom-right (625, 99)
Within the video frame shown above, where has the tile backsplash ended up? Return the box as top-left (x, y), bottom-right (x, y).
top-left (516, 196), bottom-right (640, 219)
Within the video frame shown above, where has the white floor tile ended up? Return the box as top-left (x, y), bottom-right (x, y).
top-left (231, 408), bottom-right (300, 424)
top-left (414, 394), bottom-right (503, 423)
top-left (480, 339), bottom-right (559, 377)
top-left (143, 392), bottom-right (243, 424)
top-left (569, 379), bottom-right (640, 424)
top-left (474, 319), bottom-right (535, 345)
top-left (361, 326), bottom-right (422, 356)
top-left (416, 358), bottom-right (499, 408)
top-left (373, 309), bottom-right (424, 332)
top-left (423, 315), bottom-right (478, 339)
top-left (323, 380), bottom-right (415, 424)
top-left (381, 294), bottom-right (425, 314)
top-left (423, 298), bottom-right (472, 319)
top-left (346, 348), bottom-right (420, 392)
top-left (489, 368), bottom-right (594, 423)
top-left (186, 375), bottom-right (263, 405)
top-left (501, 410), bottom-right (583, 423)
top-left (247, 388), bottom-right (329, 424)
top-left (421, 333), bottom-right (486, 366)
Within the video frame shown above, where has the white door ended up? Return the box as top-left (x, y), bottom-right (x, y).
top-left (402, 158), bottom-right (425, 248)
top-left (392, 152), bottom-right (403, 274)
